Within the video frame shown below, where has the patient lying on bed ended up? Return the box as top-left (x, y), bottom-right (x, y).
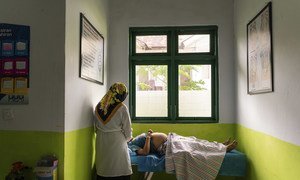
top-left (128, 129), bottom-right (238, 157)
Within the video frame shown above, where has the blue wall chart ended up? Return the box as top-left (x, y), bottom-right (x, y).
top-left (0, 23), bottom-right (30, 104)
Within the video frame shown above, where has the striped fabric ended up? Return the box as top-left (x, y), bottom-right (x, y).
top-left (165, 133), bottom-right (226, 180)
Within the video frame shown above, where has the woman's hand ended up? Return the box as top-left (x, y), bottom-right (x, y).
top-left (146, 132), bottom-right (152, 139)
top-left (137, 131), bottom-right (152, 155)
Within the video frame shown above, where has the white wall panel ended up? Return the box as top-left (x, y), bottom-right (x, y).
top-left (0, 0), bottom-right (65, 132)
top-left (109, 0), bottom-right (235, 123)
top-left (234, 0), bottom-right (300, 145)
top-left (65, 0), bottom-right (109, 132)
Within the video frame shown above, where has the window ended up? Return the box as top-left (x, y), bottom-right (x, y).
top-left (129, 26), bottom-right (218, 123)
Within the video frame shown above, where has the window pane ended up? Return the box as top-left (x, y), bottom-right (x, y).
top-left (136, 65), bottom-right (168, 117)
top-left (178, 65), bottom-right (211, 117)
top-left (178, 34), bottom-right (210, 53)
top-left (136, 35), bottom-right (167, 53)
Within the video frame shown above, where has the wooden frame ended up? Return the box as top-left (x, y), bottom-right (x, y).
top-left (80, 13), bottom-right (104, 85)
top-left (247, 2), bottom-right (273, 94)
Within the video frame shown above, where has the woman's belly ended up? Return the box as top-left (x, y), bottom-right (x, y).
top-left (151, 132), bottom-right (167, 149)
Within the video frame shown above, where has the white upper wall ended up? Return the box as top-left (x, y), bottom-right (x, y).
top-left (108, 0), bottom-right (235, 123)
top-left (234, 0), bottom-right (300, 145)
top-left (0, 0), bottom-right (65, 132)
top-left (65, 0), bottom-right (109, 132)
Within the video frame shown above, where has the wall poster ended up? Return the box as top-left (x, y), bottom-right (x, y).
top-left (0, 23), bottom-right (30, 104)
top-left (80, 13), bottom-right (104, 85)
top-left (247, 2), bottom-right (273, 94)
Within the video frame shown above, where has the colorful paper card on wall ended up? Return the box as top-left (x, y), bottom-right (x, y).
top-left (15, 40), bottom-right (28, 56)
top-left (15, 58), bottom-right (29, 75)
top-left (1, 77), bottom-right (14, 94)
top-left (14, 77), bottom-right (28, 94)
top-left (1, 41), bottom-right (14, 56)
top-left (2, 59), bottom-right (14, 75)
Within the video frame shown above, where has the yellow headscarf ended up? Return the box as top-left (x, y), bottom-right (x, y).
top-left (95, 82), bottom-right (128, 124)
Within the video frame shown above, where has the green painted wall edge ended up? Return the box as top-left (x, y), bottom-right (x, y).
top-left (132, 123), bottom-right (236, 142)
top-left (0, 130), bottom-right (64, 180)
top-left (0, 124), bottom-right (235, 180)
top-left (236, 124), bottom-right (300, 180)
top-left (2, 124), bottom-right (299, 180)
top-left (0, 127), bottom-right (95, 180)
top-left (64, 127), bottom-right (96, 180)
top-left (65, 124), bottom-right (236, 180)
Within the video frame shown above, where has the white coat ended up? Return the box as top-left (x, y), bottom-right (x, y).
top-left (95, 103), bottom-right (132, 177)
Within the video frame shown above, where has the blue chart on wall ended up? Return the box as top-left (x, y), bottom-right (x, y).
top-left (0, 23), bottom-right (30, 104)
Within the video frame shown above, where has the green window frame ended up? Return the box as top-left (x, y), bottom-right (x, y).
top-left (129, 26), bottom-right (218, 123)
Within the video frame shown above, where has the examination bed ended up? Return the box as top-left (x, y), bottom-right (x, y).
top-left (130, 149), bottom-right (246, 178)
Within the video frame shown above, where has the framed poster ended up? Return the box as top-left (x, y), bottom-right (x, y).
top-left (247, 2), bottom-right (273, 94)
top-left (80, 13), bottom-right (104, 84)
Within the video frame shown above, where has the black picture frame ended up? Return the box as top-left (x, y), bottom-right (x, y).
top-left (80, 13), bottom-right (104, 85)
top-left (247, 2), bottom-right (273, 94)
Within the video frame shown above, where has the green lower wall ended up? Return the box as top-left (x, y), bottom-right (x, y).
top-left (63, 123), bottom-right (236, 180)
top-left (2, 124), bottom-right (298, 180)
top-left (236, 125), bottom-right (300, 180)
top-left (64, 127), bottom-right (95, 180)
top-left (0, 130), bottom-right (64, 180)
top-left (0, 127), bottom-right (95, 180)
top-left (0, 124), bottom-right (235, 180)
top-left (132, 123), bottom-right (236, 142)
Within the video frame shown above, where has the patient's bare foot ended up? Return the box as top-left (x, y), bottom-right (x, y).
top-left (226, 140), bottom-right (238, 152)
top-left (222, 137), bottom-right (232, 146)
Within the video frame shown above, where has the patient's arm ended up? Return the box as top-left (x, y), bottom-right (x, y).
top-left (136, 132), bottom-right (168, 156)
top-left (136, 133), bottom-right (151, 155)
